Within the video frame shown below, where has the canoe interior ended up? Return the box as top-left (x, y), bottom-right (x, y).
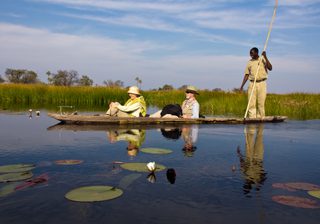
top-left (47, 113), bottom-right (287, 125)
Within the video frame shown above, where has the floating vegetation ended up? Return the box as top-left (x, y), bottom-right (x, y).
top-left (0, 183), bottom-right (20, 197)
top-left (0, 164), bottom-right (35, 173)
top-left (308, 190), bottom-right (320, 200)
top-left (120, 162), bottom-right (166, 173)
top-left (65, 186), bottom-right (123, 202)
top-left (54, 160), bottom-right (83, 165)
top-left (14, 173), bottom-right (49, 191)
top-left (140, 148), bottom-right (173, 155)
top-left (272, 182), bottom-right (320, 191)
top-left (272, 195), bottom-right (320, 209)
top-left (0, 172), bottom-right (33, 182)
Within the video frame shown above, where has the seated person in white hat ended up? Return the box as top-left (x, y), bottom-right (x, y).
top-left (181, 85), bottom-right (200, 118)
top-left (106, 86), bottom-right (147, 117)
top-left (150, 85), bottom-right (200, 118)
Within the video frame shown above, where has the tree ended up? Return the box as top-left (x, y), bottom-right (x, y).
top-left (0, 75), bottom-right (4, 83)
top-left (135, 76), bottom-right (142, 88)
top-left (78, 75), bottom-right (93, 86)
top-left (178, 85), bottom-right (188, 90)
top-left (103, 79), bottom-right (124, 88)
top-left (47, 70), bottom-right (79, 86)
top-left (159, 84), bottom-right (174, 91)
top-left (5, 68), bottom-right (39, 84)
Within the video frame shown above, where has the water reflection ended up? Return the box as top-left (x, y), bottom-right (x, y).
top-left (181, 125), bottom-right (198, 157)
top-left (107, 129), bottom-right (146, 157)
top-left (237, 124), bottom-right (267, 196)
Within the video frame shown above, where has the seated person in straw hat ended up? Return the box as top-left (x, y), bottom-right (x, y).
top-left (150, 85), bottom-right (200, 118)
top-left (106, 86), bottom-right (147, 117)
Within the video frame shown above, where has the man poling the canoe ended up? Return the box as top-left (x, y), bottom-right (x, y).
top-left (240, 0), bottom-right (278, 119)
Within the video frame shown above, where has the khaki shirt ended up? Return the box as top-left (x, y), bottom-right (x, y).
top-left (245, 56), bottom-right (268, 81)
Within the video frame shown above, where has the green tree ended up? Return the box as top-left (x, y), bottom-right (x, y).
top-left (5, 68), bottom-right (39, 84)
top-left (135, 76), bottom-right (142, 88)
top-left (103, 79), bottom-right (124, 88)
top-left (159, 84), bottom-right (174, 91)
top-left (78, 75), bottom-right (93, 86)
top-left (47, 70), bottom-right (79, 86)
top-left (0, 75), bottom-right (4, 83)
top-left (178, 85), bottom-right (188, 90)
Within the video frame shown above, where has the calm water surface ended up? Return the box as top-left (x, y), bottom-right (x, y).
top-left (0, 112), bottom-right (320, 224)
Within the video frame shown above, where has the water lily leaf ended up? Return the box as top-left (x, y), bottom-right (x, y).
top-left (55, 160), bottom-right (83, 165)
top-left (118, 173), bottom-right (142, 189)
top-left (140, 148), bottom-right (173, 155)
top-left (285, 182), bottom-right (320, 191)
top-left (0, 172), bottom-right (33, 182)
top-left (120, 163), bottom-right (166, 172)
top-left (0, 183), bottom-right (20, 197)
top-left (272, 182), bottom-right (320, 191)
top-left (272, 183), bottom-right (297, 192)
top-left (65, 186), bottom-right (123, 202)
top-left (0, 164), bottom-right (35, 173)
top-left (272, 195), bottom-right (320, 209)
top-left (308, 190), bottom-right (320, 199)
top-left (14, 173), bottom-right (49, 191)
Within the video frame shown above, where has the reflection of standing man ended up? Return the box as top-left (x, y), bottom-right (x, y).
top-left (182, 125), bottom-right (199, 157)
top-left (237, 124), bottom-right (267, 195)
top-left (240, 48), bottom-right (272, 118)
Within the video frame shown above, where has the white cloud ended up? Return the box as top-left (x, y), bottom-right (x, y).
top-left (0, 22), bottom-right (319, 93)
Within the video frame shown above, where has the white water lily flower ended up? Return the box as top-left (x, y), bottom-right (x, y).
top-left (146, 162), bottom-right (156, 172)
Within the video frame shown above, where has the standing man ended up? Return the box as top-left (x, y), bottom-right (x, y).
top-left (240, 47), bottom-right (272, 118)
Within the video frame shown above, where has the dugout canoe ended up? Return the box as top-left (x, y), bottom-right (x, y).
top-left (47, 113), bottom-right (287, 125)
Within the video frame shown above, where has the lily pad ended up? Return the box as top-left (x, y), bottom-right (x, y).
top-left (55, 160), bottom-right (83, 165)
top-left (120, 162), bottom-right (166, 172)
top-left (65, 186), bottom-right (123, 202)
top-left (308, 190), bottom-right (320, 199)
top-left (272, 182), bottom-right (320, 191)
top-left (272, 195), bottom-right (320, 209)
top-left (0, 164), bottom-right (35, 173)
top-left (0, 183), bottom-right (20, 197)
top-left (0, 172), bottom-right (33, 182)
top-left (140, 148), bottom-right (173, 155)
top-left (285, 182), bottom-right (320, 191)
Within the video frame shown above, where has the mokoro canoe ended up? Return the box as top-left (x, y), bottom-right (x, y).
top-left (47, 113), bottom-right (287, 125)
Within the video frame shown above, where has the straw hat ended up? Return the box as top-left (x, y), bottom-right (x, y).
top-left (127, 86), bottom-right (140, 95)
top-left (185, 85), bottom-right (199, 95)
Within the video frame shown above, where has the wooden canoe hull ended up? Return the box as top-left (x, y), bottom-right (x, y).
top-left (47, 113), bottom-right (287, 125)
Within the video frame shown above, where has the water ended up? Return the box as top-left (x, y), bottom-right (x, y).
top-left (0, 112), bottom-right (320, 224)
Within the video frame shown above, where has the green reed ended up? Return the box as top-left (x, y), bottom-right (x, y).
top-left (0, 84), bottom-right (319, 119)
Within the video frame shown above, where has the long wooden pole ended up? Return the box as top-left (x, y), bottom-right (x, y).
top-left (244, 0), bottom-right (278, 119)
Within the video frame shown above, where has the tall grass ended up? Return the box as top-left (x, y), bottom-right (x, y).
top-left (0, 84), bottom-right (319, 119)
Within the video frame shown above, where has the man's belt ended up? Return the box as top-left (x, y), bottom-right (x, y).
top-left (250, 78), bottom-right (267, 83)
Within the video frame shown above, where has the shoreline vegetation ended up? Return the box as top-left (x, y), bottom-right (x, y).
top-left (0, 84), bottom-right (319, 120)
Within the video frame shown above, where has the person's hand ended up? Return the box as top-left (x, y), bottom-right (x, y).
top-left (262, 51), bottom-right (267, 57)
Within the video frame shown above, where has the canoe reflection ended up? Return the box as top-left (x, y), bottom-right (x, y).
top-left (47, 123), bottom-right (199, 157)
top-left (237, 124), bottom-right (267, 195)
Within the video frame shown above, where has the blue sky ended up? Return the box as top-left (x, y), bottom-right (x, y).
top-left (0, 0), bottom-right (319, 93)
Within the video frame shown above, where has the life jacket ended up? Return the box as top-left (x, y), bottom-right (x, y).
top-left (182, 99), bottom-right (197, 117)
top-left (124, 96), bottom-right (147, 117)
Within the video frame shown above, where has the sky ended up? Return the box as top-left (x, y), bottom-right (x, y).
top-left (0, 0), bottom-right (319, 93)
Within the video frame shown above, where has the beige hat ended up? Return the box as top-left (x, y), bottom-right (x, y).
top-left (185, 85), bottom-right (199, 95)
top-left (127, 86), bottom-right (140, 95)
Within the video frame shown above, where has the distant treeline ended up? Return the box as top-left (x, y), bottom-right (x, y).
top-left (0, 84), bottom-right (319, 120)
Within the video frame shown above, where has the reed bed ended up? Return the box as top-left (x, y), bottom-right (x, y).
top-left (0, 84), bottom-right (319, 120)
